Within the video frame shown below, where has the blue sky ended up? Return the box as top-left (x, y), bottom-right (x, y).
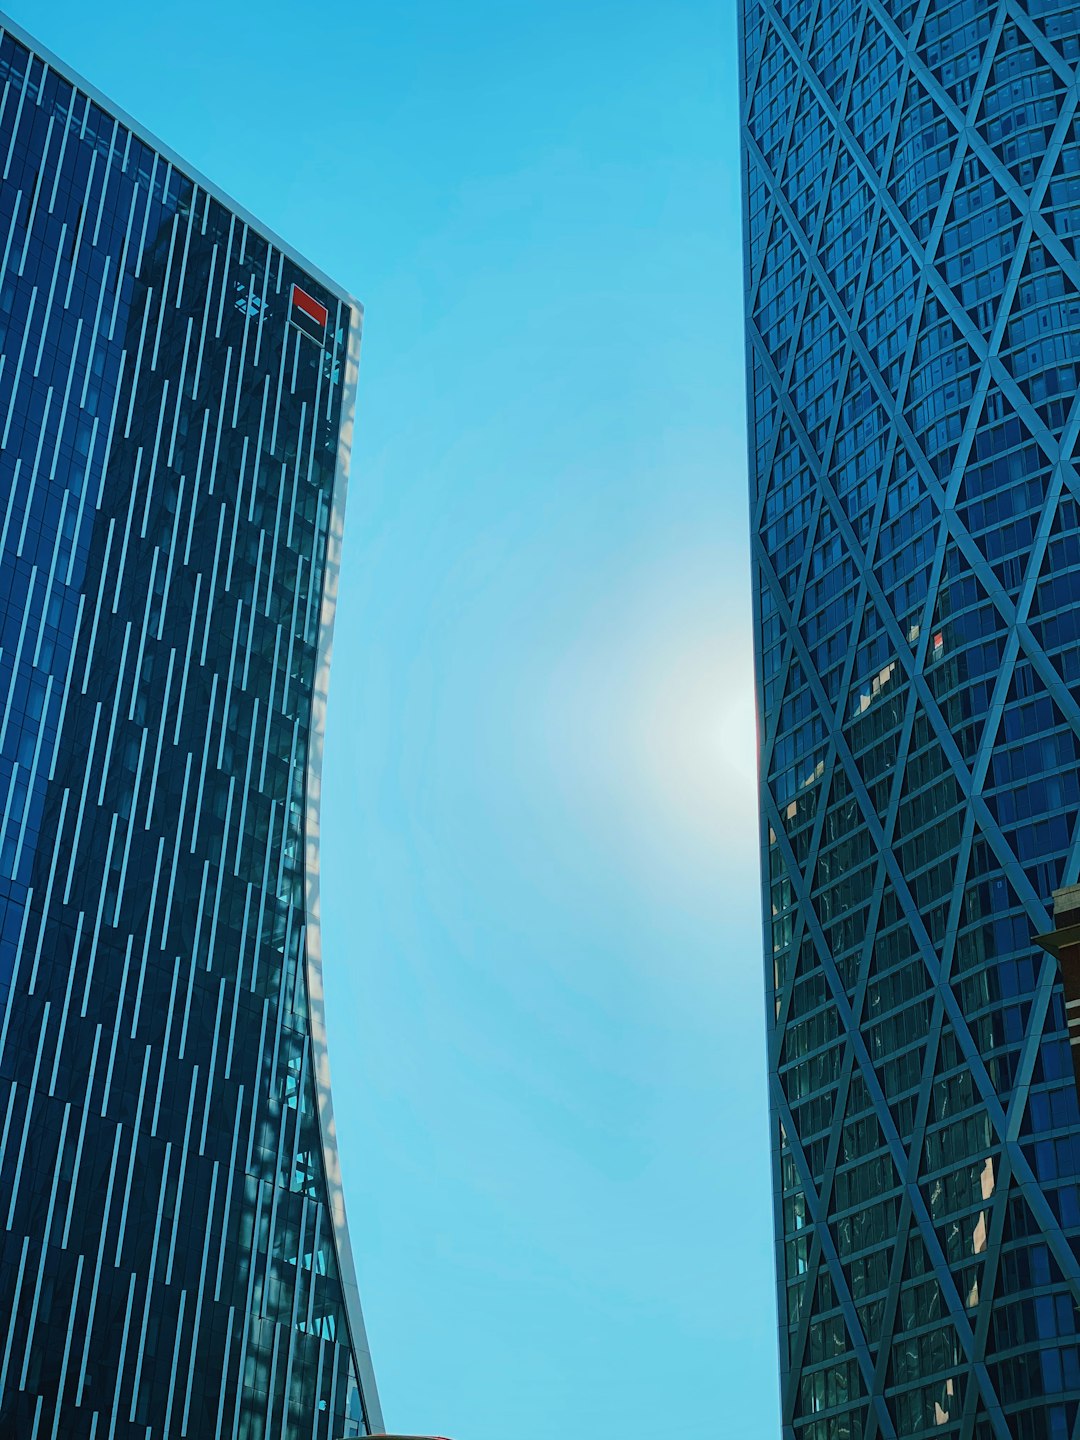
top-left (12, 3), bottom-right (778, 1435)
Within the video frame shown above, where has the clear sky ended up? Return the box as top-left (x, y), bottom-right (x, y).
top-left (9, 3), bottom-right (778, 1436)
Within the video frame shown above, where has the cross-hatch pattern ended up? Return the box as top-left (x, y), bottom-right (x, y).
top-left (743, 1), bottom-right (1080, 1438)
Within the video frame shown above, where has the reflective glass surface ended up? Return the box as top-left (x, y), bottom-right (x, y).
top-left (743, 2), bottom-right (1080, 1436)
top-left (0, 22), bottom-right (377, 1440)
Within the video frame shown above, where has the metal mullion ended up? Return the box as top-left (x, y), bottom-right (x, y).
top-left (197, 979), bottom-right (227, 1155)
top-left (214, 213), bottom-right (235, 340)
top-left (125, 834), bottom-right (165, 1037)
top-left (6, 999), bottom-right (54, 1227)
top-left (163, 1065), bottom-right (201, 1283)
top-left (60, 701), bottom-right (103, 903)
top-left (0, 564), bottom-right (39, 749)
top-left (139, 380), bottom-right (172, 534)
top-left (0, 191), bottom-right (24, 304)
top-left (45, 89), bottom-right (78, 212)
top-left (325, 302), bottom-right (343, 424)
top-left (0, 761), bottom-right (20, 869)
top-left (223, 437), bottom-right (249, 592)
top-left (187, 671), bottom-right (219, 851)
top-left (268, 319), bottom-right (289, 456)
top-left (248, 804), bottom-right (278, 991)
top-left (304, 494), bottom-right (327, 646)
top-left (122, 287), bottom-right (155, 437)
top-left (207, 348), bottom-right (234, 495)
top-left (105, 186), bottom-right (141, 342)
top-left (213, 1087), bottom-right (245, 1300)
top-left (247, 378), bottom-right (270, 520)
top-left (109, 728), bottom-right (147, 923)
top-left (174, 185), bottom-right (197, 308)
top-left (127, 1141), bottom-right (173, 1420)
top-left (184, 434), bottom-right (208, 564)
top-left (17, 113), bottom-right (56, 276)
top-left (0, 1237), bottom-right (31, 1398)
top-left (278, 1197), bottom-right (306, 1434)
top-left (199, 503), bottom-right (229, 665)
top-left (160, 1289), bottom-right (188, 1439)
top-left (94, 621), bottom-right (132, 800)
top-left (48, 312), bottom-right (84, 469)
top-left (232, 699), bottom-right (259, 876)
top-left (242, 543), bottom-right (263, 689)
top-left (31, 219), bottom-right (68, 374)
top-left (92, 350), bottom-right (128, 511)
top-left (288, 1040), bottom-right (310, 1195)
top-left (111, 448), bottom-right (145, 609)
top-left (79, 518), bottom-right (116, 691)
top-left (158, 751), bottom-right (194, 945)
top-left (252, 245), bottom-right (271, 370)
top-left (77, 810), bottom-right (119, 1020)
top-left (262, 470), bottom-right (286, 616)
top-left (258, 628), bottom-right (283, 789)
top-left (262, 1326), bottom-right (282, 1440)
top-left (190, 244), bottom-right (218, 398)
top-left (179, 1160), bottom-right (219, 1435)
top-left (46, 912), bottom-right (83, 1094)
top-left (0, 51), bottom-right (34, 180)
top-left (166, 321), bottom-right (194, 471)
top-left (60, 1023), bottom-right (103, 1247)
top-left (230, 271), bottom-right (256, 428)
top-left (62, 417), bottom-right (99, 582)
top-left (61, 146), bottom-right (100, 309)
top-left (0, 457), bottom-right (23, 559)
top-left (131, 154), bottom-right (160, 281)
top-left (139, 644), bottom-right (176, 812)
top-left (8, 672), bottom-right (55, 883)
top-left (244, 1001), bottom-right (270, 1173)
top-left (224, 891), bottom-right (252, 1081)
top-left (1, 284), bottom-right (39, 450)
top-left (203, 774), bottom-right (236, 974)
top-left (290, 921), bottom-right (306, 1020)
top-left (306, 1206), bottom-right (321, 1340)
top-left (25, 787), bottom-right (71, 992)
top-left (16, 1099), bottom-right (70, 1384)
top-left (176, 870), bottom-right (208, 1060)
top-left (149, 958), bottom-right (182, 1137)
top-left (104, 1270), bottom-right (138, 1440)
top-left (185, 665), bottom-right (217, 852)
top-left (112, 1044), bottom-right (152, 1265)
top-left (0, 1085), bottom-right (16, 1200)
top-left (212, 1304), bottom-right (236, 1440)
top-left (215, 600), bottom-right (244, 769)
top-left (156, 475), bottom-right (186, 639)
top-left (148, 213), bottom-right (180, 370)
top-left (88, 117), bottom-right (120, 250)
top-left (48, 1250), bottom-right (85, 1440)
top-left (228, 1175), bottom-right (264, 1440)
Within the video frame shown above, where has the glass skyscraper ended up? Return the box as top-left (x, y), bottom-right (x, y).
top-left (742, 2), bottom-right (1080, 1437)
top-left (0, 15), bottom-right (383, 1440)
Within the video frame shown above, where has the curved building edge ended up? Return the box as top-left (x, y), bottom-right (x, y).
top-left (304, 305), bottom-right (385, 1436)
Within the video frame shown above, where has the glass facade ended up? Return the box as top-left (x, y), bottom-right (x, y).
top-left (742, 2), bottom-right (1080, 1437)
top-left (0, 17), bottom-right (383, 1440)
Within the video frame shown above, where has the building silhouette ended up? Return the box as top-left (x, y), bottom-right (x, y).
top-left (742, 1), bottom-right (1080, 1436)
top-left (0, 14), bottom-right (382, 1438)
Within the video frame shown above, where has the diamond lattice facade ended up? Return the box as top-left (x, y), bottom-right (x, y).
top-left (0, 15), bottom-right (382, 1439)
top-left (742, 1), bottom-right (1080, 1437)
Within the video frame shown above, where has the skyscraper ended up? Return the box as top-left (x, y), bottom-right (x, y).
top-left (742, 2), bottom-right (1080, 1436)
top-left (0, 14), bottom-right (383, 1439)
